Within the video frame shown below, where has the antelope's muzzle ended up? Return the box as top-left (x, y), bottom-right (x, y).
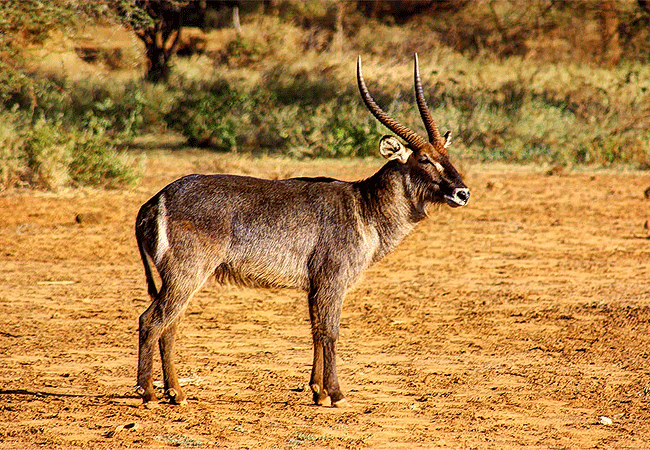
top-left (445, 188), bottom-right (470, 207)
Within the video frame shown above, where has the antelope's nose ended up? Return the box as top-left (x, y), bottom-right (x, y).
top-left (445, 188), bottom-right (470, 207)
top-left (456, 188), bottom-right (470, 204)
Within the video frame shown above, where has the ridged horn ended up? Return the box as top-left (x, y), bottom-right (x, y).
top-left (414, 53), bottom-right (442, 144)
top-left (357, 56), bottom-right (428, 150)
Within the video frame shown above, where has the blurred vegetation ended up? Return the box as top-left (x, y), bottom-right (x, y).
top-left (0, 0), bottom-right (139, 189)
top-left (1, 0), bottom-right (650, 190)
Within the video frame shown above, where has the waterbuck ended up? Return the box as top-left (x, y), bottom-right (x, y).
top-left (135, 54), bottom-right (469, 407)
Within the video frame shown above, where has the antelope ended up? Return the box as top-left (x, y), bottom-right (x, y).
top-left (135, 54), bottom-right (469, 407)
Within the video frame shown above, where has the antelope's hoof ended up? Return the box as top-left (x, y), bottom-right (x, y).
top-left (143, 400), bottom-right (161, 409)
top-left (333, 398), bottom-right (351, 408)
top-left (317, 395), bottom-right (332, 407)
top-left (311, 384), bottom-right (331, 407)
top-left (136, 385), bottom-right (159, 406)
top-left (166, 388), bottom-right (188, 406)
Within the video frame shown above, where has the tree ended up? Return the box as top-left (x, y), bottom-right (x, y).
top-left (116, 1), bottom-right (243, 83)
top-left (599, 0), bottom-right (620, 67)
top-left (117, 0), bottom-right (191, 83)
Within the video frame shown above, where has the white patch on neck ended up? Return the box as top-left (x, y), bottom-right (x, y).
top-left (154, 194), bottom-right (170, 265)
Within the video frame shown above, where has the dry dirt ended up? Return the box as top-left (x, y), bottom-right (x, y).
top-left (1, 150), bottom-right (649, 449)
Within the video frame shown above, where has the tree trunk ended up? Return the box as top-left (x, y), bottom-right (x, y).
top-left (332, 1), bottom-right (345, 53)
top-left (232, 5), bottom-right (241, 32)
top-left (599, 0), bottom-right (621, 67)
top-left (141, 25), bottom-right (181, 83)
top-left (144, 42), bottom-right (171, 83)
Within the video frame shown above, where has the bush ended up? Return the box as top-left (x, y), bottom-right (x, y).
top-left (0, 72), bottom-right (157, 190)
top-left (24, 119), bottom-right (139, 190)
top-left (165, 80), bottom-right (244, 150)
top-left (68, 131), bottom-right (140, 188)
top-left (0, 113), bottom-right (24, 189)
top-left (22, 119), bottom-right (74, 189)
top-left (164, 74), bottom-right (387, 158)
top-left (0, 113), bottom-right (140, 191)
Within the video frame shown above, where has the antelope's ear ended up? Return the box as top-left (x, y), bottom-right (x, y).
top-left (379, 135), bottom-right (412, 164)
top-left (443, 130), bottom-right (452, 149)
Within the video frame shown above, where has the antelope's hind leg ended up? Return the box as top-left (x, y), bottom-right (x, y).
top-left (137, 299), bottom-right (162, 405)
top-left (137, 269), bottom-right (210, 406)
top-left (159, 317), bottom-right (186, 405)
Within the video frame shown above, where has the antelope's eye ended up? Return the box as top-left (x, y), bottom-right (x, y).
top-left (418, 156), bottom-right (432, 165)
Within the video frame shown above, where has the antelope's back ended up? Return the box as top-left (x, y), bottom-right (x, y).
top-left (138, 173), bottom-right (372, 291)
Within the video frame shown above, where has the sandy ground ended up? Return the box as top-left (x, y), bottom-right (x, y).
top-left (1, 149), bottom-right (649, 449)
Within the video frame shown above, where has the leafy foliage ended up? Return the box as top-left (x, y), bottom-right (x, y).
top-left (165, 80), bottom-right (243, 150)
top-left (164, 74), bottom-right (386, 158)
top-left (2, 0), bottom-right (650, 191)
top-left (0, 1), bottom-right (141, 190)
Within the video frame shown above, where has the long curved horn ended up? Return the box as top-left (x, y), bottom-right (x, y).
top-left (357, 56), bottom-right (428, 150)
top-left (414, 53), bottom-right (442, 144)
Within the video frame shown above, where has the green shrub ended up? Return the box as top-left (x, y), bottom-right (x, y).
top-left (0, 113), bottom-right (24, 189)
top-left (0, 71), bottom-right (155, 190)
top-left (22, 119), bottom-right (74, 189)
top-left (164, 77), bottom-right (386, 158)
top-left (8, 116), bottom-right (139, 190)
top-left (76, 85), bottom-right (146, 139)
top-left (165, 80), bottom-right (244, 150)
top-left (69, 131), bottom-right (139, 187)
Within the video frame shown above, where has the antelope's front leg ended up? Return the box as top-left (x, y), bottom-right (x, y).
top-left (309, 339), bottom-right (328, 406)
top-left (308, 286), bottom-right (349, 407)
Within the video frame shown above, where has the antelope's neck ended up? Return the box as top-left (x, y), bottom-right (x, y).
top-left (353, 162), bottom-right (425, 262)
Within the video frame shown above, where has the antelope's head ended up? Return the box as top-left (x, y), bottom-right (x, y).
top-left (357, 55), bottom-right (470, 208)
